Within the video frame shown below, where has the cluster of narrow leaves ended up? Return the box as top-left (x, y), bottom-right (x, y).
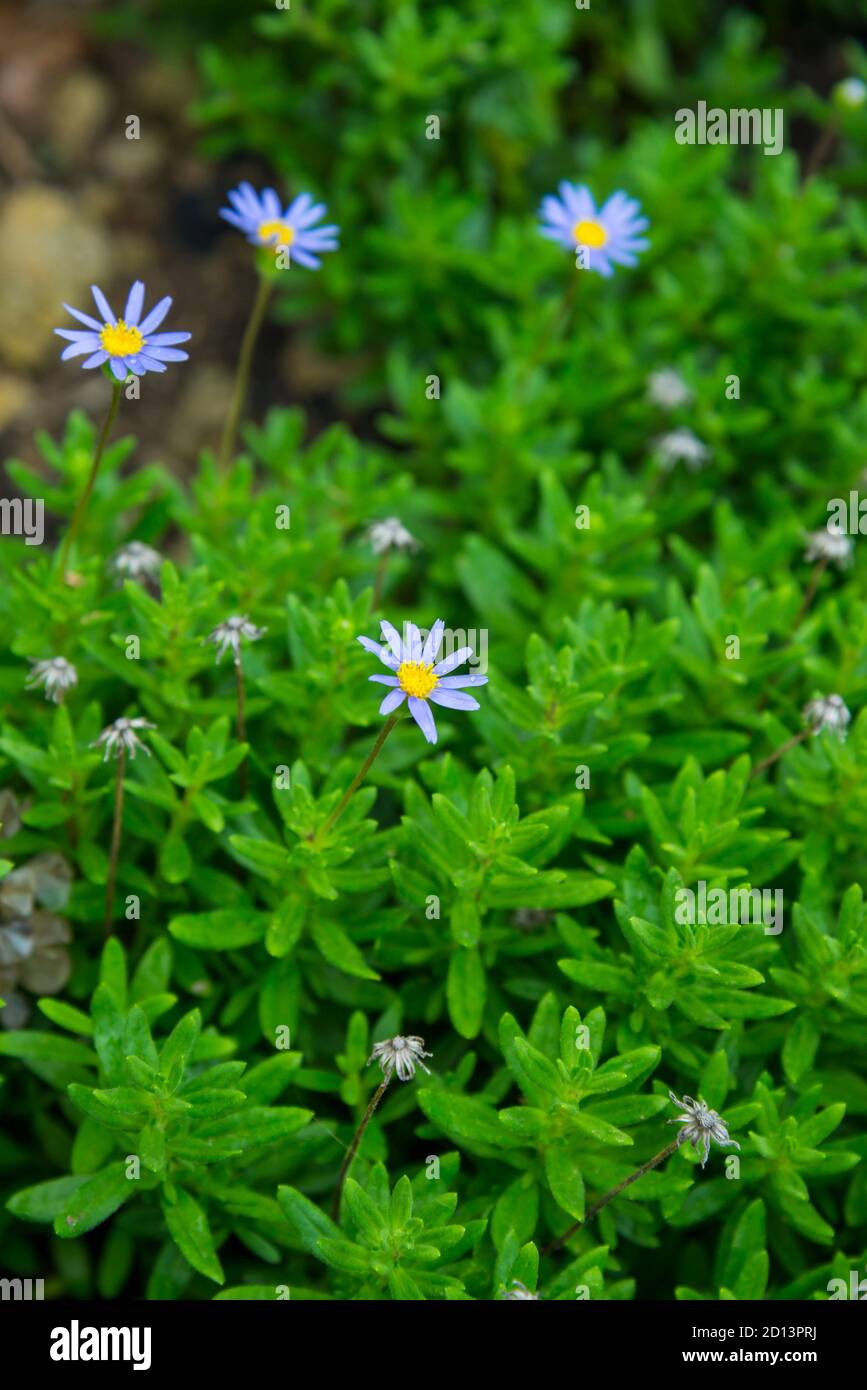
top-left (3, 0), bottom-right (867, 1301)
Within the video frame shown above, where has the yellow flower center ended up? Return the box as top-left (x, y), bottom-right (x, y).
top-left (573, 219), bottom-right (607, 248)
top-left (100, 320), bottom-right (144, 357)
top-left (258, 220), bottom-right (295, 247)
top-left (397, 661), bottom-right (438, 700)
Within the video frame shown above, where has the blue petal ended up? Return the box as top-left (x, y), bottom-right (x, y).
top-left (379, 688), bottom-right (406, 716)
top-left (55, 328), bottom-right (99, 342)
top-left (125, 281), bottom-right (145, 326)
top-left (433, 646), bottom-right (473, 677)
top-left (408, 697), bottom-right (437, 743)
top-left (357, 635), bottom-right (399, 670)
top-left (429, 689), bottom-right (480, 711)
top-left (146, 332), bottom-right (191, 346)
top-left (61, 340), bottom-right (98, 360)
top-left (138, 296), bottom-right (172, 335)
top-left (91, 285), bottom-right (115, 322)
top-left (421, 620), bottom-right (445, 665)
top-left (289, 248), bottom-right (321, 270)
top-left (379, 621), bottom-right (404, 662)
top-left (143, 346), bottom-right (188, 362)
top-left (437, 674), bottom-right (488, 688)
top-left (63, 302), bottom-right (103, 330)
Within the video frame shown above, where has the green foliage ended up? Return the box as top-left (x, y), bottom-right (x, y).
top-left (3, 941), bottom-right (311, 1288)
top-left (2, 0), bottom-right (867, 1302)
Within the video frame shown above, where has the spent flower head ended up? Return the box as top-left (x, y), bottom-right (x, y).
top-left (804, 523), bottom-right (853, 568)
top-left (653, 428), bottom-right (710, 472)
top-left (92, 717), bottom-right (156, 762)
top-left (366, 517), bottom-right (419, 556)
top-left (646, 368), bottom-right (692, 409)
top-left (206, 615), bottom-right (267, 665)
top-left (220, 183), bottom-right (340, 269)
top-left (668, 1092), bottom-right (740, 1167)
top-left (55, 282), bottom-right (191, 381)
top-left (110, 540), bottom-right (164, 584)
top-left (833, 77), bottom-right (867, 110)
top-left (803, 693), bottom-right (851, 738)
top-left (501, 1280), bottom-right (540, 1301)
top-left (26, 657), bottom-right (78, 705)
top-left (538, 183), bottom-right (649, 277)
top-left (357, 618), bottom-right (488, 745)
top-left (367, 1034), bottom-right (432, 1082)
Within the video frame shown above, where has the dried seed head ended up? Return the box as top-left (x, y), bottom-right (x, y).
top-left (646, 368), bottom-right (692, 409)
top-left (653, 428), bottom-right (710, 472)
top-left (803, 694), bottom-right (851, 739)
top-left (668, 1091), bottom-right (740, 1167)
top-left (205, 615), bottom-right (267, 664)
top-left (366, 517), bottom-right (419, 555)
top-left (501, 1280), bottom-right (540, 1300)
top-left (804, 524), bottom-right (853, 568)
top-left (91, 717), bottom-right (156, 762)
top-left (367, 1034), bottom-right (432, 1081)
top-left (26, 657), bottom-right (78, 705)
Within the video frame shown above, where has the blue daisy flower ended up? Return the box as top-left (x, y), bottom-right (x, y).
top-left (538, 183), bottom-right (650, 278)
top-left (357, 619), bottom-right (488, 745)
top-left (219, 183), bottom-right (340, 269)
top-left (54, 282), bottom-right (191, 380)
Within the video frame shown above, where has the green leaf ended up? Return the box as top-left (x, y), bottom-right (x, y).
top-left (446, 948), bottom-right (486, 1038)
top-left (160, 833), bottom-right (192, 884)
top-left (160, 1009), bottom-right (202, 1091)
top-left (36, 1000), bottom-right (94, 1036)
top-left (53, 1162), bottom-right (136, 1238)
top-left (388, 1267), bottom-right (424, 1299)
top-left (309, 918), bottom-right (379, 980)
top-left (343, 1179), bottom-right (386, 1244)
top-left (277, 1184), bottom-right (342, 1258)
top-left (266, 895), bottom-right (306, 957)
top-left (782, 1014), bottom-right (820, 1085)
top-left (161, 1186), bottom-right (225, 1285)
top-left (544, 1143), bottom-right (585, 1221)
top-left (168, 909), bottom-right (268, 950)
top-left (0, 1031), bottom-right (96, 1069)
top-left (7, 1175), bottom-right (91, 1223)
top-left (315, 1237), bottom-right (373, 1273)
top-left (734, 1251), bottom-right (769, 1299)
top-left (418, 1089), bottom-right (517, 1151)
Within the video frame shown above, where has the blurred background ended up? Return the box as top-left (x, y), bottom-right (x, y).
top-left (0, 0), bottom-right (866, 476)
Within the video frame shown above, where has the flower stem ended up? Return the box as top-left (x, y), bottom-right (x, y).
top-left (330, 1076), bottom-right (391, 1221)
top-left (541, 1135), bottom-right (683, 1257)
top-left (218, 274), bottom-right (273, 472)
top-left (802, 117), bottom-right (839, 184)
top-left (59, 380), bottom-right (123, 581)
top-left (235, 657), bottom-right (248, 798)
top-left (793, 554), bottom-right (830, 630)
top-left (104, 746), bottom-right (126, 937)
top-left (371, 553), bottom-right (388, 608)
top-left (526, 265), bottom-right (582, 372)
top-left (748, 727), bottom-right (810, 780)
top-left (314, 713), bottom-right (400, 843)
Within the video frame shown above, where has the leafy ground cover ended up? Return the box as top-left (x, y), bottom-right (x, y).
top-left (1, 0), bottom-right (866, 1301)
